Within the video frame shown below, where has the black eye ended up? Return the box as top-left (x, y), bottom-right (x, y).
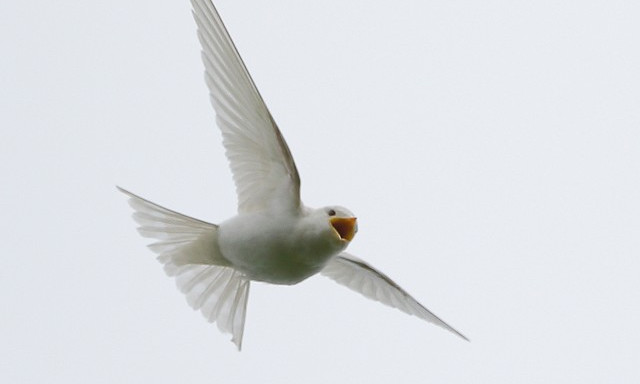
top-left (327, 209), bottom-right (336, 216)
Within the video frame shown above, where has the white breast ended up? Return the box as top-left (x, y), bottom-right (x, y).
top-left (217, 212), bottom-right (344, 285)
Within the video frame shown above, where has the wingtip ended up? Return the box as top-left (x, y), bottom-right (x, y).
top-left (445, 323), bottom-right (470, 342)
top-left (116, 185), bottom-right (134, 197)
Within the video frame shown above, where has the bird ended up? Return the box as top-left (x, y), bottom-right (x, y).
top-left (118, 0), bottom-right (467, 350)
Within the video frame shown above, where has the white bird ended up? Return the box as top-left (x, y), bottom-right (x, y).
top-left (119, 0), bottom-right (467, 350)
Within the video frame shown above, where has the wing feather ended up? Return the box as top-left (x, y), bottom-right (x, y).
top-left (191, 0), bottom-right (301, 213)
top-left (322, 253), bottom-right (469, 341)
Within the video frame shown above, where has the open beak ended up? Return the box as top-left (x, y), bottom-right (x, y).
top-left (330, 217), bottom-right (357, 242)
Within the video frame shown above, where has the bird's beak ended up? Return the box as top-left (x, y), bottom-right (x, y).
top-left (330, 217), bottom-right (357, 242)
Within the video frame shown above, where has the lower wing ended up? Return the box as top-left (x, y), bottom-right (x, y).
top-left (321, 252), bottom-right (468, 341)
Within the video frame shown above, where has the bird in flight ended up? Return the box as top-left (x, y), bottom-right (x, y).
top-left (119, 0), bottom-right (467, 350)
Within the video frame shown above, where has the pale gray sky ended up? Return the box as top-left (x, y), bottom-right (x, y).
top-left (2, 0), bottom-right (639, 382)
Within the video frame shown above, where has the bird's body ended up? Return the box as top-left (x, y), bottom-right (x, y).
top-left (218, 208), bottom-right (349, 285)
top-left (119, 0), bottom-right (467, 349)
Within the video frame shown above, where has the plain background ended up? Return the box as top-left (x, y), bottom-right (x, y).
top-left (2, 0), bottom-right (639, 382)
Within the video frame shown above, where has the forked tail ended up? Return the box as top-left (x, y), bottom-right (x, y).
top-left (118, 187), bottom-right (250, 350)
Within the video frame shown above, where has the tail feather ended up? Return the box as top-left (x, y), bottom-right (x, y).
top-left (173, 263), bottom-right (250, 349)
top-left (118, 187), bottom-right (250, 350)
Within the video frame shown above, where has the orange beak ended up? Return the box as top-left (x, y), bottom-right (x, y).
top-left (330, 217), bottom-right (358, 242)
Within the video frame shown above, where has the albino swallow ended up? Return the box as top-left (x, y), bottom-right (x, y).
top-left (119, 0), bottom-right (467, 349)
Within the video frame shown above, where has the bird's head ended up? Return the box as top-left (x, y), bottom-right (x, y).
top-left (322, 206), bottom-right (358, 243)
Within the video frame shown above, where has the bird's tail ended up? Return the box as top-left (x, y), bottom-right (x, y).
top-left (118, 187), bottom-right (250, 350)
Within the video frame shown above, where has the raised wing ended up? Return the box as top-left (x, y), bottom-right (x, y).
top-left (321, 252), bottom-right (468, 341)
top-left (191, 0), bottom-right (301, 213)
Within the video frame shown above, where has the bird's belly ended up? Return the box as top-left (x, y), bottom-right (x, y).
top-left (236, 250), bottom-right (324, 285)
top-left (218, 215), bottom-right (335, 285)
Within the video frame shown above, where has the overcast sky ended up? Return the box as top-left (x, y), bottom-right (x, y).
top-left (2, 0), bottom-right (639, 382)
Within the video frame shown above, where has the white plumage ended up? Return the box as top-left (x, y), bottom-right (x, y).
top-left (119, 0), bottom-right (467, 350)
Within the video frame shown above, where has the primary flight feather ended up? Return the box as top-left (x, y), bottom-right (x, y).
top-left (119, 0), bottom-right (467, 349)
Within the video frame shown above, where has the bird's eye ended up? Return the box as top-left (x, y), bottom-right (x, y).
top-left (327, 209), bottom-right (336, 216)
